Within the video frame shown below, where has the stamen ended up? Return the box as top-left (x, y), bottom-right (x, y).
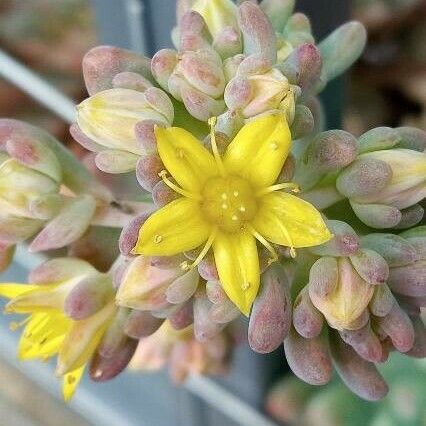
top-left (180, 227), bottom-right (218, 271)
top-left (9, 316), bottom-right (30, 331)
top-left (208, 117), bottom-right (226, 177)
top-left (256, 182), bottom-right (300, 197)
top-left (159, 170), bottom-right (201, 200)
top-left (275, 219), bottom-right (297, 258)
top-left (246, 224), bottom-right (279, 265)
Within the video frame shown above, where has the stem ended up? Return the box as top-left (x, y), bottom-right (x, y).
top-left (91, 200), bottom-right (154, 228)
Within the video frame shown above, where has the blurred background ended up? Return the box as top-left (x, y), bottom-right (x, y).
top-left (0, 0), bottom-right (424, 425)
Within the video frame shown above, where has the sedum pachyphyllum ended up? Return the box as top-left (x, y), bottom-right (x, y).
top-left (133, 113), bottom-right (331, 315)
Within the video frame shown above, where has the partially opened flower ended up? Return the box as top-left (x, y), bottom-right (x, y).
top-left (133, 114), bottom-right (331, 315)
top-left (0, 258), bottom-right (117, 401)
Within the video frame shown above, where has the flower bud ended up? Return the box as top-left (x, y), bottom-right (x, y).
top-left (135, 152), bottom-right (164, 191)
top-left (124, 310), bottom-right (164, 338)
top-left (309, 257), bottom-right (375, 330)
top-left (193, 290), bottom-right (224, 342)
top-left (29, 195), bottom-right (96, 252)
top-left (191, 0), bottom-right (238, 39)
top-left (152, 180), bottom-right (180, 208)
top-left (112, 71), bottom-right (153, 91)
top-left (248, 264), bottom-right (291, 353)
top-left (95, 150), bottom-right (139, 174)
top-left (339, 322), bottom-right (383, 363)
top-left (295, 130), bottom-right (358, 190)
top-left (407, 316), bottom-right (426, 359)
top-left (213, 27), bottom-right (242, 59)
top-left (226, 69), bottom-right (293, 119)
top-left (369, 284), bottom-right (395, 317)
top-left (349, 249), bottom-right (389, 285)
top-left (309, 220), bottom-right (360, 257)
top-left (342, 149), bottom-right (426, 220)
top-left (169, 300), bottom-right (194, 330)
top-left (395, 126), bottom-right (426, 152)
top-left (116, 256), bottom-right (183, 311)
top-left (290, 105), bottom-right (314, 139)
top-left (329, 330), bottom-right (388, 401)
top-left (205, 280), bottom-right (227, 304)
top-left (319, 21), bottom-right (367, 83)
top-left (119, 211), bottom-right (151, 257)
top-left (90, 338), bottom-right (137, 382)
top-left (374, 303), bottom-right (415, 353)
top-left (97, 308), bottom-right (130, 358)
top-left (76, 88), bottom-right (173, 156)
top-left (284, 327), bottom-right (332, 385)
top-left (64, 273), bottom-right (113, 320)
top-left (209, 299), bottom-right (239, 324)
top-left (151, 49), bottom-right (179, 90)
top-left (260, 0), bottom-right (295, 32)
top-left (357, 127), bottom-right (400, 154)
top-left (0, 155), bottom-right (59, 218)
top-left (293, 286), bottom-right (324, 339)
top-left (178, 11), bottom-right (212, 52)
top-left (165, 268), bottom-right (199, 304)
top-left (277, 43), bottom-right (322, 97)
top-left (282, 13), bottom-right (314, 48)
top-left (361, 233), bottom-right (418, 267)
top-left (82, 46), bottom-right (153, 95)
top-left (238, 1), bottom-right (277, 64)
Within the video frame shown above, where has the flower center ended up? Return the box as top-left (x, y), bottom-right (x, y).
top-left (201, 175), bottom-right (257, 233)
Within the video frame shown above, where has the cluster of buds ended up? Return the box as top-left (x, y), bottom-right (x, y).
top-left (284, 221), bottom-right (425, 401)
top-left (0, 0), bottom-right (424, 404)
top-left (0, 119), bottom-right (117, 271)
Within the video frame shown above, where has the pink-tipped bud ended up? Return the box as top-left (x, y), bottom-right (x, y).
top-left (169, 300), bottom-right (194, 330)
top-left (329, 330), bottom-right (388, 401)
top-left (165, 268), bottom-right (199, 304)
top-left (209, 299), bottom-right (239, 324)
top-left (124, 310), bottom-right (164, 338)
top-left (284, 327), bottom-right (332, 385)
top-left (135, 153), bottom-right (164, 191)
top-left (151, 49), bottom-right (178, 90)
top-left (83, 46), bottom-right (153, 95)
top-left (119, 211), bottom-right (151, 256)
top-left (112, 71), bottom-right (153, 91)
top-left (194, 290), bottom-right (224, 342)
top-left (374, 303), bottom-right (415, 353)
top-left (90, 338), bottom-right (137, 382)
top-left (248, 264), bottom-right (291, 353)
top-left (293, 286), bottom-right (324, 339)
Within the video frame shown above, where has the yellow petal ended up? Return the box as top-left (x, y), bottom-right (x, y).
top-left (134, 198), bottom-right (212, 256)
top-left (56, 302), bottom-right (116, 375)
top-left (155, 126), bottom-right (218, 192)
top-left (0, 283), bottom-right (39, 299)
top-left (19, 312), bottom-right (70, 360)
top-left (5, 283), bottom-right (67, 314)
top-left (252, 192), bottom-right (332, 248)
top-left (223, 114), bottom-right (291, 188)
top-left (212, 231), bottom-right (259, 316)
top-left (63, 365), bottom-right (85, 402)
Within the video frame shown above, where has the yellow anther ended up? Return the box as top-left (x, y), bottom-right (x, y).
top-left (154, 234), bottom-right (163, 243)
top-left (233, 191), bottom-right (239, 197)
top-left (222, 203), bottom-right (228, 209)
top-left (271, 142), bottom-right (279, 150)
top-left (231, 214), bottom-right (239, 221)
top-left (241, 282), bottom-right (251, 291)
top-left (256, 182), bottom-right (300, 197)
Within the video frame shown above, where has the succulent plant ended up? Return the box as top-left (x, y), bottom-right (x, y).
top-left (0, 0), bottom-right (424, 403)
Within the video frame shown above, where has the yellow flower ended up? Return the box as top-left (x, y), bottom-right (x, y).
top-left (133, 114), bottom-right (331, 315)
top-left (0, 277), bottom-right (116, 401)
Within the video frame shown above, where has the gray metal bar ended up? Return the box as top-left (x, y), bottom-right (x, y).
top-left (0, 49), bottom-right (76, 123)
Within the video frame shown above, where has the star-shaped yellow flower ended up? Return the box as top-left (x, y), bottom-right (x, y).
top-left (0, 282), bottom-right (115, 401)
top-left (134, 114), bottom-right (331, 315)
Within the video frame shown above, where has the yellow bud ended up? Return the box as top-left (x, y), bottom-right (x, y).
top-left (242, 69), bottom-right (291, 119)
top-left (192, 0), bottom-right (238, 38)
top-left (0, 156), bottom-right (58, 218)
top-left (310, 257), bottom-right (374, 330)
top-left (76, 88), bottom-right (172, 155)
top-left (354, 149), bottom-right (426, 210)
top-left (115, 256), bottom-right (184, 311)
